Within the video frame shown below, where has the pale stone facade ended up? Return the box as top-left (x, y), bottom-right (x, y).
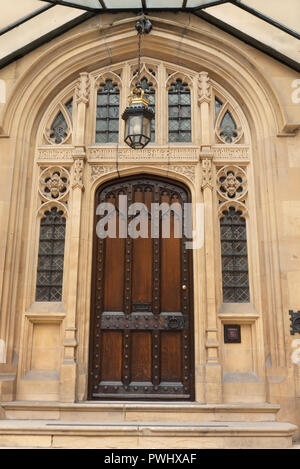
top-left (0, 11), bottom-right (299, 448)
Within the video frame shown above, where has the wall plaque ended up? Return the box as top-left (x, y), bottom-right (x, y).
top-left (224, 324), bottom-right (241, 343)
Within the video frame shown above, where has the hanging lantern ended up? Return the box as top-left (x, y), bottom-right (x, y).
top-left (122, 85), bottom-right (154, 149)
top-left (122, 15), bottom-right (154, 150)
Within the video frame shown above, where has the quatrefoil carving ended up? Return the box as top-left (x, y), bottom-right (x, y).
top-left (39, 166), bottom-right (70, 202)
top-left (217, 165), bottom-right (247, 202)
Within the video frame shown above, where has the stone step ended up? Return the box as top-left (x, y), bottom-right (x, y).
top-left (0, 419), bottom-right (296, 449)
top-left (1, 401), bottom-right (281, 424)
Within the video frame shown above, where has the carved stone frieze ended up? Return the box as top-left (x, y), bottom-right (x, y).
top-left (90, 164), bottom-right (196, 184)
top-left (87, 146), bottom-right (199, 163)
top-left (213, 146), bottom-right (250, 162)
top-left (37, 148), bottom-right (73, 162)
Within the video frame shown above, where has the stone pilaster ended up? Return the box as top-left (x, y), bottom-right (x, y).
top-left (201, 155), bottom-right (222, 403)
top-left (60, 72), bottom-right (89, 402)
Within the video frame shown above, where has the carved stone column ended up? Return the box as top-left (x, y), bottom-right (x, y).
top-left (74, 72), bottom-right (90, 148)
top-left (198, 72), bottom-right (211, 151)
top-left (201, 156), bottom-right (222, 403)
top-left (60, 73), bottom-right (89, 402)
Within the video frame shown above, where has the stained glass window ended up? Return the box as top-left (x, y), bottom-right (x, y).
top-left (36, 207), bottom-right (66, 302)
top-left (220, 206), bottom-right (249, 302)
top-left (96, 79), bottom-right (120, 143)
top-left (168, 79), bottom-right (191, 143)
top-left (140, 77), bottom-right (155, 142)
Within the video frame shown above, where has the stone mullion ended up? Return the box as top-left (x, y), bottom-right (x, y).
top-left (60, 72), bottom-right (90, 402)
top-left (157, 62), bottom-right (167, 145)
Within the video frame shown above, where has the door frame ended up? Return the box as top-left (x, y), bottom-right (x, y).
top-left (88, 173), bottom-right (195, 401)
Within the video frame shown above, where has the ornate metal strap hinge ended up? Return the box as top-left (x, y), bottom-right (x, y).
top-left (289, 310), bottom-right (300, 335)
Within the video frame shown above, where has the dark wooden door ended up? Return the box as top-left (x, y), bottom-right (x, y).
top-left (88, 175), bottom-right (194, 400)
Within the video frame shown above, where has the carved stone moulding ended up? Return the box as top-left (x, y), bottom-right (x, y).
top-left (213, 145), bottom-right (250, 163)
top-left (87, 146), bottom-right (199, 163)
top-left (90, 163), bottom-right (196, 184)
top-left (39, 166), bottom-right (70, 202)
top-left (36, 147), bottom-right (74, 163)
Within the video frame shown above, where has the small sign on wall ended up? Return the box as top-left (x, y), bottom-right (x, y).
top-left (224, 324), bottom-right (241, 343)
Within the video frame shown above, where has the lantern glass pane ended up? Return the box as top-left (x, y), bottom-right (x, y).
top-left (142, 116), bottom-right (151, 139)
top-left (129, 115), bottom-right (143, 136)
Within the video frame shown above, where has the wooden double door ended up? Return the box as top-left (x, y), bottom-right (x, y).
top-left (88, 175), bottom-right (194, 400)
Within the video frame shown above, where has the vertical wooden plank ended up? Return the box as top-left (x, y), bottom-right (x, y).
top-left (160, 332), bottom-right (182, 382)
top-left (132, 187), bottom-right (152, 303)
top-left (131, 332), bottom-right (152, 382)
top-left (100, 331), bottom-right (123, 381)
top-left (103, 233), bottom-right (125, 311)
top-left (161, 221), bottom-right (181, 312)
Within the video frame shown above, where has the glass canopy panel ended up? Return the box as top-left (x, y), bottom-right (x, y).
top-left (0, 5), bottom-right (82, 60)
top-left (104, 0), bottom-right (143, 8)
top-left (0, 0), bottom-right (43, 30)
top-left (146, 0), bottom-right (184, 7)
top-left (241, 0), bottom-right (300, 33)
top-left (204, 2), bottom-right (300, 63)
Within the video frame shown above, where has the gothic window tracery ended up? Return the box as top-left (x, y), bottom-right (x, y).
top-left (214, 97), bottom-right (243, 144)
top-left (49, 111), bottom-right (69, 144)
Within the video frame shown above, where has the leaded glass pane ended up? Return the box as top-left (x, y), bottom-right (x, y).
top-left (96, 79), bottom-right (120, 143)
top-left (35, 207), bottom-right (66, 302)
top-left (220, 207), bottom-right (249, 302)
top-left (168, 79), bottom-right (191, 142)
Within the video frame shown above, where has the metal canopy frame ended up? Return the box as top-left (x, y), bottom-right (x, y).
top-left (0, 1), bottom-right (299, 71)
top-left (40, 0), bottom-right (300, 41)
